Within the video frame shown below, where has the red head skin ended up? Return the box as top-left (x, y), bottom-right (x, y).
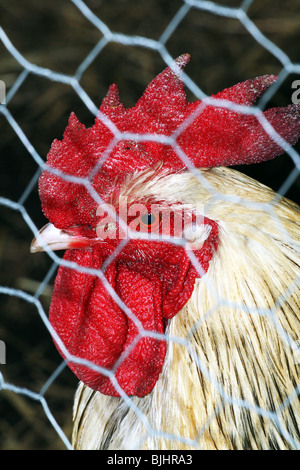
top-left (35, 54), bottom-right (300, 397)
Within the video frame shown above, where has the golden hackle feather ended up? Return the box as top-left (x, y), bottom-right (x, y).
top-left (72, 166), bottom-right (300, 450)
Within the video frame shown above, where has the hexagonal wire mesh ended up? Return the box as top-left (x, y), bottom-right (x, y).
top-left (0, 0), bottom-right (300, 450)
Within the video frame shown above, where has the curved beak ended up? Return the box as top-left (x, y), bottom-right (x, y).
top-left (30, 223), bottom-right (99, 253)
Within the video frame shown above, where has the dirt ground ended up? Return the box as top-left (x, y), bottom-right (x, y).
top-left (0, 0), bottom-right (299, 450)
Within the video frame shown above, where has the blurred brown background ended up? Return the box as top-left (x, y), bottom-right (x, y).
top-left (0, 0), bottom-right (299, 450)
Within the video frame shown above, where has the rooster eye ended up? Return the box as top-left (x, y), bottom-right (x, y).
top-left (140, 214), bottom-right (157, 226)
top-left (139, 213), bottom-right (160, 229)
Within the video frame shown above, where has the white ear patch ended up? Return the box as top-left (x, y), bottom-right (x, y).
top-left (184, 223), bottom-right (212, 251)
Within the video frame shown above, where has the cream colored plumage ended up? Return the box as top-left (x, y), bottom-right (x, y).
top-left (72, 166), bottom-right (300, 450)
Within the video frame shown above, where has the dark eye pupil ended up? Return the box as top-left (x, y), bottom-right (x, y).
top-left (141, 214), bottom-right (156, 225)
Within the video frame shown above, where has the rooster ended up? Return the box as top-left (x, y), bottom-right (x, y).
top-left (31, 54), bottom-right (300, 450)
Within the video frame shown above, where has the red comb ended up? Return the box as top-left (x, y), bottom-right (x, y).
top-left (39, 54), bottom-right (300, 233)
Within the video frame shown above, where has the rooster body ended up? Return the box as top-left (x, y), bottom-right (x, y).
top-left (31, 55), bottom-right (300, 450)
top-left (71, 167), bottom-right (300, 450)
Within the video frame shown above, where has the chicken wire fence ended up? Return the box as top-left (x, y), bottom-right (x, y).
top-left (0, 0), bottom-right (300, 450)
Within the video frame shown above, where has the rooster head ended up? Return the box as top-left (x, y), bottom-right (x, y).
top-left (31, 54), bottom-right (300, 397)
